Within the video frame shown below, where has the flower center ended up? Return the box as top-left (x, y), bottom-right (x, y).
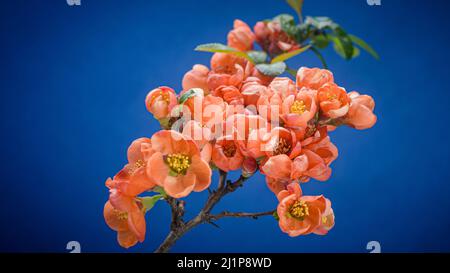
top-left (290, 100), bottom-right (306, 114)
top-left (273, 138), bottom-right (291, 155)
top-left (127, 159), bottom-right (146, 175)
top-left (289, 200), bottom-right (309, 219)
top-left (114, 210), bottom-right (128, 221)
top-left (154, 91), bottom-right (170, 103)
top-left (326, 92), bottom-right (337, 101)
top-left (166, 153), bottom-right (191, 175)
top-left (223, 142), bottom-right (237, 157)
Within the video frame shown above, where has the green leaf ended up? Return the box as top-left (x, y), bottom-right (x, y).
top-left (352, 46), bottom-right (360, 58)
top-left (152, 186), bottom-right (167, 197)
top-left (286, 0), bottom-right (304, 22)
top-left (178, 88), bottom-right (203, 104)
top-left (273, 14), bottom-right (300, 39)
top-left (140, 195), bottom-right (162, 213)
top-left (286, 68), bottom-right (297, 77)
top-left (330, 34), bottom-right (354, 60)
top-left (349, 34), bottom-right (380, 60)
top-left (255, 62), bottom-right (287, 76)
top-left (271, 45), bottom-right (311, 63)
top-left (311, 34), bottom-right (330, 49)
top-left (305, 16), bottom-right (335, 30)
top-left (195, 43), bottom-right (238, 54)
top-left (195, 43), bottom-right (251, 62)
top-left (273, 211), bottom-right (280, 221)
top-left (247, 51), bottom-right (267, 64)
top-left (310, 47), bottom-right (328, 69)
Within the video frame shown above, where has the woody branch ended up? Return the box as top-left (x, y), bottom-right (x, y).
top-left (154, 171), bottom-right (274, 253)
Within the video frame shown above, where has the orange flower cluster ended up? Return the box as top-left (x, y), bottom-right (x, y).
top-left (104, 19), bottom-right (377, 247)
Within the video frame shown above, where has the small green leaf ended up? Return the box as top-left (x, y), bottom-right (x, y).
top-left (330, 34), bottom-right (354, 60)
top-left (178, 88), bottom-right (203, 104)
top-left (286, 0), bottom-right (304, 22)
top-left (140, 195), bottom-right (162, 213)
top-left (349, 34), bottom-right (380, 60)
top-left (271, 45), bottom-right (311, 63)
top-left (311, 34), bottom-right (330, 49)
top-left (273, 14), bottom-right (300, 39)
top-left (286, 68), bottom-right (297, 77)
top-left (152, 186), bottom-right (167, 197)
top-left (273, 211), bottom-right (280, 221)
top-left (195, 43), bottom-right (251, 62)
top-left (255, 62), bottom-right (287, 76)
top-left (310, 47), bottom-right (328, 69)
top-left (195, 43), bottom-right (238, 53)
top-left (305, 16), bottom-right (335, 30)
top-left (352, 46), bottom-right (360, 58)
top-left (158, 117), bottom-right (171, 129)
top-left (247, 51), bottom-right (267, 64)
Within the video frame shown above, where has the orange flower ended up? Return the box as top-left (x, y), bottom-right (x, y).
top-left (261, 137), bottom-right (334, 182)
top-left (313, 198), bottom-right (335, 235)
top-left (247, 127), bottom-right (301, 159)
top-left (277, 183), bottom-right (328, 237)
top-left (207, 53), bottom-right (246, 91)
top-left (317, 83), bottom-right (351, 118)
top-left (257, 92), bottom-right (282, 122)
top-left (227, 19), bottom-right (255, 51)
top-left (268, 77), bottom-right (297, 98)
top-left (281, 90), bottom-right (317, 129)
top-left (256, 78), bottom-right (298, 122)
top-left (182, 64), bottom-right (210, 95)
top-left (182, 120), bottom-right (212, 150)
top-left (146, 130), bottom-right (212, 198)
top-left (145, 86), bottom-right (178, 120)
top-left (212, 135), bottom-right (244, 172)
top-left (181, 93), bottom-right (227, 135)
top-left (296, 67), bottom-right (334, 90)
top-left (107, 138), bottom-right (156, 196)
top-left (241, 77), bottom-right (268, 106)
top-left (302, 127), bottom-right (338, 169)
top-left (266, 176), bottom-right (290, 195)
top-left (224, 113), bottom-right (270, 157)
top-left (181, 120), bottom-right (213, 163)
top-left (345, 91), bottom-right (377, 130)
top-left (104, 199), bottom-right (146, 248)
top-left (211, 85), bottom-right (244, 106)
top-left (103, 138), bottom-right (157, 248)
top-left (254, 21), bottom-right (300, 57)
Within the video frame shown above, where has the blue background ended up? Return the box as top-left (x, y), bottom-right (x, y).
top-left (1, 0), bottom-right (450, 253)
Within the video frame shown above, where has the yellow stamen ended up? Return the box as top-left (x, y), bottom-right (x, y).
top-left (289, 200), bottom-right (309, 219)
top-left (273, 138), bottom-right (291, 155)
top-left (115, 210), bottom-right (128, 221)
top-left (155, 91), bottom-right (170, 103)
top-left (166, 153), bottom-right (191, 175)
top-left (127, 159), bottom-right (145, 175)
top-left (290, 100), bottom-right (306, 114)
top-left (322, 216), bottom-right (328, 224)
top-left (327, 92), bottom-right (337, 100)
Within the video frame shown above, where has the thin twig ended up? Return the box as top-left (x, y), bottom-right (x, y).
top-left (154, 172), bottom-right (258, 253)
top-left (209, 210), bottom-right (275, 221)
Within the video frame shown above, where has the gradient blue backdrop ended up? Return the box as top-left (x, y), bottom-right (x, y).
top-left (1, 0), bottom-right (450, 253)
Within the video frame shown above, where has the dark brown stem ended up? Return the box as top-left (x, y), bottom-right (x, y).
top-left (209, 210), bottom-right (275, 220)
top-left (154, 172), bottom-right (270, 253)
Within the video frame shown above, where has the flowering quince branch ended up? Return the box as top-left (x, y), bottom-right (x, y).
top-left (155, 172), bottom-right (270, 253)
top-left (210, 210), bottom-right (276, 221)
top-left (103, 0), bottom-right (379, 252)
